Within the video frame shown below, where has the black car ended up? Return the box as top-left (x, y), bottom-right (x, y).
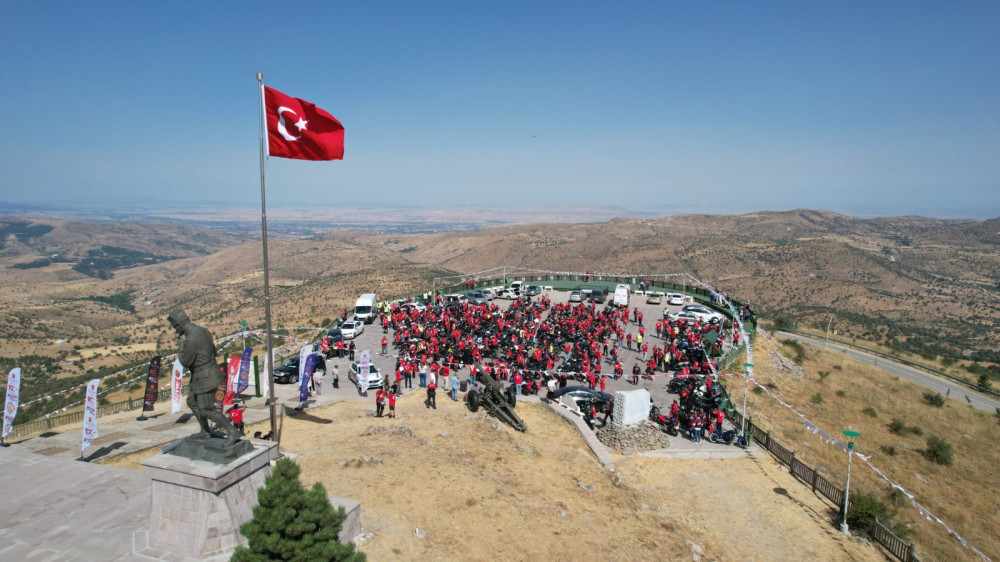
top-left (274, 357), bottom-right (300, 384)
top-left (552, 385), bottom-right (612, 411)
top-left (589, 289), bottom-right (608, 304)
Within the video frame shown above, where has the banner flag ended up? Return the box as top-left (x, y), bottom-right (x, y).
top-left (298, 344), bottom-right (314, 379)
top-left (81, 379), bottom-right (99, 453)
top-left (171, 359), bottom-right (184, 415)
top-left (299, 353), bottom-right (316, 403)
top-left (261, 353), bottom-right (270, 399)
top-left (237, 348), bottom-right (252, 395)
top-left (141, 356), bottom-right (162, 412)
top-left (225, 356), bottom-right (241, 406)
top-left (359, 349), bottom-right (371, 394)
top-left (248, 356), bottom-right (258, 394)
top-left (3, 368), bottom-right (21, 438)
top-left (264, 86), bottom-right (344, 161)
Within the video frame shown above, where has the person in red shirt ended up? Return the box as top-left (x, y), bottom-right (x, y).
top-left (381, 336), bottom-right (389, 355)
top-left (227, 402), bottom-right (245, 435)
top-left (599, 374), bottom-right (606, 393)
top-left (387, 387), bottom-right (397, 418)
top-left (375, 388), bottom-right (386, 417)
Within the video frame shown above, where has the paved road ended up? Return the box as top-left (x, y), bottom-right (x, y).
top-left (777, 331), bottom-right (1000, 413)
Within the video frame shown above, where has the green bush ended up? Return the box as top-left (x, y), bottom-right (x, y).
top-left (888, 419), bottom-right (906, 435)
top-left (862, 407), bottom-right (878, 418)
top-left (781, 339), bottom-right (807, 364)
top-left (922, 436), bottom-right (954, 466)
top-left (922, 392), bottom-right (945, 407)
top-left (811, 392), bottom-right (824, 404)
top-left (846, 490), bottom-right (892, 530)
top-left (880, 444), bottom-right (897, 456)
top-left (232, 457), bottom-right (364, 562)
top-left (836, 390), bottom-right (846, 397)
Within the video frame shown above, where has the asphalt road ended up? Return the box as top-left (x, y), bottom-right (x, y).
top-left (776, 331), bottom-right (1000, 414)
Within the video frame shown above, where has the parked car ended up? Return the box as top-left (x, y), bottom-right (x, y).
top-left (669, 311), bottom-right (701, 324)
top-left (499, 289), bottom-right (518, 299)
top-left (667, 293), bottom-right (685, 306)
top-left (646, 293), bottom-right (662, 305)
top-left (274, 357), bottom-right (301, 384)
top-left (590, 288), bottom-right (608, 304)
top-left (480, 288), bottom-right (496, 300)
top-left (400, 302), bottom-right (427, 312)
top-left (682, 304), bottom-right (724, 322)
top-left (552, 386), bottom-right (612, 414)
top-left (340, 320), bottom-right (364, 339)
top-left (348, 362), bottom-right (384, 390)
top-left (524, 285), bottom-right (542, 296)
top-left (467, 291), bottom-right (489, 305)
top-left (568, 290), bottom-right (585, 303)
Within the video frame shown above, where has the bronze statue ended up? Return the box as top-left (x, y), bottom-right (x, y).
top-left (168, 308), bottom-right (240, 446)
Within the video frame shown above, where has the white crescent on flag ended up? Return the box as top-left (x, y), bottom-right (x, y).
top-left (277, 107), bottom-right (302, 141)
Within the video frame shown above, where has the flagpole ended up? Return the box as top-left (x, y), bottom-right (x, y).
top-left (257, 72), bottom-right (278, 445)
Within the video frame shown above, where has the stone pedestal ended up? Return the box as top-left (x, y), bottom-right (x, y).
top-left (613, 388), bottom-right (650, 426)
top-left (141, 440), bottom-right (279, 558)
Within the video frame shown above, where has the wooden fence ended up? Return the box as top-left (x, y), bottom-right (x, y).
top-left (724, 394), bottom-right (918, 562)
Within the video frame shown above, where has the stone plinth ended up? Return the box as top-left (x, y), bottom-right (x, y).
top-left (329, 496), bottom-right (363, 543)
top-left (613, 388), bottom-right (650, 426)
top-left (141, 439), bottom-right (279, 558)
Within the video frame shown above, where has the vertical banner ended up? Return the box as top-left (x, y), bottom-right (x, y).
top-left (225, 356), bottom-right (241, 406)
top-left (299, 353), bottom-right (316, 403)
top-left (237, 348), bottom-right (252, 395)
top-left (81, 379), bottom-right (99, 454)
top-left (3, 367), bottom-right (22, 439)
top-left (260, 354), bottom-right (270, 399)
top-left (142, 356), bottom-right (162, 412)
top-left (359, 349), bottom-right (371, 394)
top-left (250, 355), bottom-right (259, 397)
top-left (298, 344), bottom-right (313, 379)
top-left (171, 359), bottom-right (184, 414)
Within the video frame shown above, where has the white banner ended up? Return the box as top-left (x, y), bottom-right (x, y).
top-left (3, 368), bottom-right (21, 439)
top-left (359, 349), bottom-right (371, 394)
top-left (298, 344), bottom-right (313, 378)
top-left (81, 379), bottom-right (99, 453)
top-left (261, 353), bottom-right (271, 399)
top-left (171, 359), bottom-right (184, 415)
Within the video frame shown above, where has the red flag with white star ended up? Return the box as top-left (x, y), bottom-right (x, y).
top-left (264, 86), bottom-right (344, 161)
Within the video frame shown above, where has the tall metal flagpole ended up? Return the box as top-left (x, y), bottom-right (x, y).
top-left (257, 72), bottom-right (278, 445)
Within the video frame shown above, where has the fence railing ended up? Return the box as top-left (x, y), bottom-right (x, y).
top-left (8, 385), bottom-right (180, 441)
top-left (723, 392), bottom-right (918, 562)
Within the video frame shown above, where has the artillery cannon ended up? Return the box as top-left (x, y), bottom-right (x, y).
top-left (466, 374), bottom-right (526, 432)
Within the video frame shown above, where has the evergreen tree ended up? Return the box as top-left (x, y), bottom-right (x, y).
top-left (231, 456), bottom-right (364, 562)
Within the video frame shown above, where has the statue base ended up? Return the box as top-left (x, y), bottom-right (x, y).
top-left (141, 439), bottom-right (279, 558)
top-left (164, 434), bottom-right (255, 463)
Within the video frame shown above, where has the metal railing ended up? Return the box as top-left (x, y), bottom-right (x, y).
top-left (723, 392), bottom-right (918, 562)
top-left (8, 385), bottom-right (180, 440)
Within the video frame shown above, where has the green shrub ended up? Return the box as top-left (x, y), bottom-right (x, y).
top-left (818, 370), bottom-right (831, 382)
top-left (836, 390), bottom-right (846, 397)
top-left (908, 426), bottom-right (923, 436)
top-left (862, 407), bottom-right (878, 418)
top-left (846, 490), bottom-right (892, 530)
top-left (977, 373), bottom-right (992, 390)
top-left (781, 339), bottom-right (807, 364)
top-left (880, 444), bottom-right (897, 456)
top-left (922, 436), bottom-right (954, 466)
top-left (232, 457), bottom-right (364, 562)
top-left (922, 392), bottom-right (945, 407)
top-left (811, 392), bottom-right (824, 404)
top-left (888, 419), bottom-right (906, 435)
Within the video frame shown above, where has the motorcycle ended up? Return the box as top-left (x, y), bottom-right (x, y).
top-left (708, 427), bottom-right (749, 448)
top-left (649, 405), bottom-right (679, 436)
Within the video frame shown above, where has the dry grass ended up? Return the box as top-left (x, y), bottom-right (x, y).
top-left (729, 331), bottom-right (1000, 561)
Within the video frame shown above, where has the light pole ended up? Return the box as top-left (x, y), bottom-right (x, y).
top-left (740, 362), bottom-right (753, 437)
top-left (826, 316), bottom-right (833, 349)
top-left (840, 429), bottom-right (861, 534)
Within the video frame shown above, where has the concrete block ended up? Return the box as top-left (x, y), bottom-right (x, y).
top-left (613, 389), bottom-right (650, 426)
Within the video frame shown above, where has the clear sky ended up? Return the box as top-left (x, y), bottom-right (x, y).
top-left (1, 1), bottom-right (998, 219)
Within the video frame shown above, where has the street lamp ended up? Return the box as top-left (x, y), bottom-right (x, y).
top-left (840, 429), bottom-right (861, 534)
top-left (740, 362), bottom-right (753, 438)
top-left (826, 316), bottom-right (833, 349)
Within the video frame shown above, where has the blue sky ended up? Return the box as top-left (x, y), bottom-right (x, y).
top-left (1, 1), bottom-right (998, 219)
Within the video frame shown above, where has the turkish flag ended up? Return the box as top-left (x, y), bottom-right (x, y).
top-left (264, 86), bottom-right (344, 161)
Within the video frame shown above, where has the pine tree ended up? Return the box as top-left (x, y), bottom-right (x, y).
top-left (231, 456), bottom-right (365, 562)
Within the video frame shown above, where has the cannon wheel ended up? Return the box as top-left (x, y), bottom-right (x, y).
top-left (468, 389), bottom-right (480, 412)
top-left (506, 385), bottom-right (517, 408)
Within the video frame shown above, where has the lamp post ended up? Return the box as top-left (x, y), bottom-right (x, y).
top-left (826, 316), bottom-right (833, 349)
top-left (840, 429), bottom-right (861, 534)
top-left (740, 362), bottom-right (753, 437)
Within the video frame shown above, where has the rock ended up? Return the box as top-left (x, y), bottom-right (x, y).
top-left (439, 431), bottom-right (450, 438)
top-left (518, 443), bottom-right (534, 455)
top-left (578, 482), bottom-right (594, 494)
top-left (685, 539), bottom-right (704, 556)
top-left (596, 420), bottom-right (671, 452)
top-left (414, 528), bottom-right (427, 539)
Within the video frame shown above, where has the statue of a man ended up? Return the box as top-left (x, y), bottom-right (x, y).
top-left (168, 308), bottom-right (240, 446)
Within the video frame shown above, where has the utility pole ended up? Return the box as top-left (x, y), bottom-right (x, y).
top-left (826, 316), bottom-right (833, 349)
top-left (840, 430), bottom-right (861, 534)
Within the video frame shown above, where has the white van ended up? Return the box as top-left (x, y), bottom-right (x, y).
top-left (508, 280), bottom-right (524, 294)
top-left (353, 293), bottom-right (378, 323)
top-left (613, 284), bottom-right (630, 307)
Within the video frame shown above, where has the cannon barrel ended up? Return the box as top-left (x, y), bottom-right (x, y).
top-left (467, 374), bottom-right (526, 432)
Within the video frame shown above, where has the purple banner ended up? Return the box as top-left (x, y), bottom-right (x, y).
top-left (298, 353), bottom-right (316, 403)
top-left (237, 348), bottom-right (252, 395)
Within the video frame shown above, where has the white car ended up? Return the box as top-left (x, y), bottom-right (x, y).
top-left (340, 320), bottom-right (364, 339)
top-left (480, 288), bottom-right (496, 300)
top-left (667, 293), bottom-right (685, 306)
top-left (681, 304), bottom-right (723, 323)
top-left (669, 311), bottom-right (701, 324)
top-left (400, 302), bottom-right (427, 313)
top-left (499, 289), bottom-right (518, 299)
top-left (348, 362), bottom-right (384, 390)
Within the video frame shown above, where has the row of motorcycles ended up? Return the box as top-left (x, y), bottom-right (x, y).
top-left (649, 405), bottom-right (749, 447)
